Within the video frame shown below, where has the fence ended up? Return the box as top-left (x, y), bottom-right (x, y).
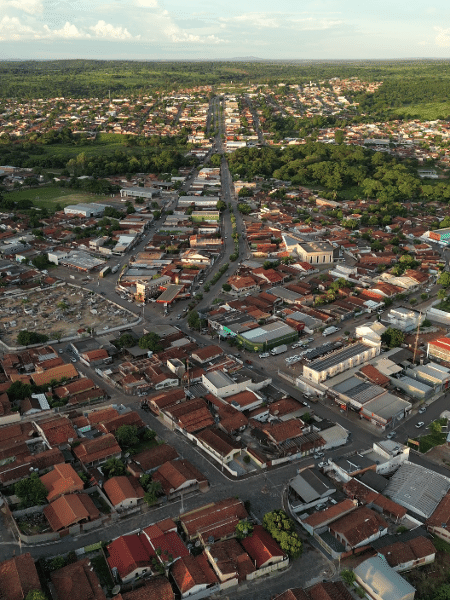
top-left (246, 558), bottom-right (289, 580)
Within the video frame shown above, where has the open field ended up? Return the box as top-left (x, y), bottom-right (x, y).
top-left (393, 102), bottom-right (450, 120)
top-left (5, 187), bottom-right (112, 209)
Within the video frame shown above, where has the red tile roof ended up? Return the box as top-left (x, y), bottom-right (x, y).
top-left (120, 577), bottom-right (174, 600)
top-left (73, 433), bottom-right (121, 465)
top-left (171, 554), bottom-right (218, 594)
top-left (103, 476), bottom-right (144, 507)
top-left (152, 459), bottom-right (207, 494)
top-left (329, 506), bottom-right (388, 548)
top-left (44, 493), bottom-right (100, 531)
top-left (107, 534), bottom-right (153, 579)
top-left (40, 463), bottom-right (84, 502)
top-left (51, 558), bottom-right (107, 600)
top-left (359, 365), bottom-right (390, 386)
top-left (131, 444), bottom-right (179, 473)
top-left (180, 497), bottom-right (248, 540)
top-left (241, 525), bottom-right (285, 568)
top-left (0, 553), bottom-right (42, 600)
top-left (31, 363), bottom-right (78, 386)
top-left (38, 416), bottom-right (78, 447)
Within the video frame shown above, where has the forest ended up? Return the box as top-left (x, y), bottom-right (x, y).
top-left (1, 59), bottom-right (450, 111)
top-left (227, 143), bottom-right (450, 203)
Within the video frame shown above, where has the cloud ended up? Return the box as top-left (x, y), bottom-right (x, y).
top-left (90, 20), bottom-right (136, 40)
top-left (219, 11), bottom-right (343, 31)
top-left (0, 15), bottom-right (36, 39)
top-left (435, 26), bottom-right (450, 47)
top-left (42, 21), bottom-right (87, 38)
top-left (1, 0), bottom-right (42, 14)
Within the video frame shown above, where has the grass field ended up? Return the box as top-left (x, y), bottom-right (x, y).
top-left (6, 186), bottom-right (111, 209)
top-left (392, 102), bottom-right (450, 120)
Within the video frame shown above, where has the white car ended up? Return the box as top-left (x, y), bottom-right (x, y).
top-left (415, 421), bottom-right (425, 428)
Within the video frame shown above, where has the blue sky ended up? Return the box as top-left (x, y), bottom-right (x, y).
top-left (0, 0), bottom-right (450, 60)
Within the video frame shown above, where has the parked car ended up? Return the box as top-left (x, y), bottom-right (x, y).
top-left (318, 462), bottom-right (327, 469)
top-left (415, 421), bottom-right (425, 428)
top-left (418, 406), bottom-right (427, 414)
top-left (386, 431), bottom-right (396, 439)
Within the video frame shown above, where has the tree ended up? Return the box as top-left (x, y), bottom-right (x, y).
top-left (381, 327), bottom-right (405, 349)
top-left (115, 425), bottom-right (139, 448)
top-left (102, 457), bottom-right (126, 478)
top-left (17, 330), bottom-right (49, 345)
top-left (438, 289), bottom-right (447, 301)
top-left (438, 272), bottom-right (450, 288)
top-left (222, 283), bottom-right (232, 292)
top-left (115, 333), bottom-right (136, 348)
top-left (235, 520), bottom-right (254, 539)
top-left (187, 310), bottom-right (201, 330)
top-left (238, 186), bottom-right (254, 197)
top-left (138, 332), bottom-right (163, 352)
top-left (14, 473), bottom-right (47, 508)
top-left (341, 570), bottom-right (356, 585)
top-left (262, 509), bottom-right (302, 558)
top-left (216, 199), bottom-right (227, 211)
top-left (430, 421), bottom-right (443, 435)
top-left (144, 480), bottom-right (162, 505)
top-left (25, 591), bottom-right (48, 600)
top-left (6, 380), bottom-right (33, 401)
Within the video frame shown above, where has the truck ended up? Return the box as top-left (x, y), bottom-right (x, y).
top-left (322, 326), bottom-right (340, 337)
top-left (270, 344), bottom-right (288, 356)
top-left (111, 264), bottom-right (120, 274)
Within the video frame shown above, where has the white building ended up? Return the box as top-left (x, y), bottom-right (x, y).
top-left (386, 307), bottom-right (424, 332)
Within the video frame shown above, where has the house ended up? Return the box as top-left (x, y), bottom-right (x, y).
top-left (51, 558), bottom-right (107, 600)
top-left (73, 433), bottom-right (122, 467)
top-left (34, 415), bottom-right (78, 448)
top-left (40, 463), bottom-right (84, 502)
top-left (171, 554), bottom-right (218, 598)
top-left (152, 459), bottom-right (208, 496)
top-left (179, 497), bottom-right (248, 541)
top-left (240, 525), bottom-right (286, 568)
top-left (329, 506), bottom-right (388, 551)
top-left (427, 489), bottom-right (450, 541)
top-left (44, 493), bottom-right (100, 531)
top-left (354, 556), bottom-right (415, 600)
top-left (203, 538), bottom-right (255, 583)
top-left (190, 345), bottom-right (224, 364)
top-left (196, 428), bottom-right (242, 465)
top-left (107, 534), bottom-right (153, 583)
top-left (273, 582), bottom-right (353, 600)
top-left (0, 553), bottom-right (42, 600)
top-left (128, 444), bottom-right (179, 476)
top-left (118, 577), bottom-right (174, 600)
top-left (103, 476), bottom-right (145, 510)
top-left (374, 536), bottom-right (436, 572)
top-left (141, 527), bottom-right (189, 567)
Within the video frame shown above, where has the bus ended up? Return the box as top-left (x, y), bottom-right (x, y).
top-left (99, 266), bottom-right (111, 278)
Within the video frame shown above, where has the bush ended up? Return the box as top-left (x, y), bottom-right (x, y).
top-left (341, 569), bottom-right (356, 585)
top-left (17, 330), bottom-right (49, 346)
top-left (263, 509), bottom-right (302, 558)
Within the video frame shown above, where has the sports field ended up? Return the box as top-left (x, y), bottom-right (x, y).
top-left (6, 187), bottom-right (112, 210)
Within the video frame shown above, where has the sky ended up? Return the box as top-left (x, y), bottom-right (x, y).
top-left (1, 0), bottom-right (450, 61)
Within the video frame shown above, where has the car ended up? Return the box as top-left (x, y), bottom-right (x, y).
top-left (302, 401), bottom-right (310, 408)
top-left (416, 421), bottom-right (425, 428)
top-left (418, 406), bottom-right (427, 414)
top-left (245, 359), bottom-right (252, 365)
top-left (318, 462), bottom-right (326, 469)
top-left (71, 358), bottom-right (77, 363)
top-left (58, 349), bottom-right (63, 354)
top-left (313, 453), bottom-right (320, 459)
top-left (177, 315), bottom-right (181, 320)
top-left (386, 431), bottom-right (396, 439)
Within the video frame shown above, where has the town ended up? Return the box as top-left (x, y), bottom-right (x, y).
top-left (2, 73), bottom-right (450, 600)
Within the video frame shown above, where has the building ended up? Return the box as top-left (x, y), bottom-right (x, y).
top-left (40, 463), bottom-right (84, 502)
top-left (385, 462), bottom-right (450, 519)
top-left (289, 468), bottom-right (336, 511)
top-left (201, 369), bottom-right (271, 399)
top-left (329, 506), bottom-right (388, 551)
top-left (354, 556), bottom-right (415, 600)
top-left (282, 235), bottom-right (336, 264)
top-left (427, 489), bottom-right (450, 541)
top-left (73, 433), bottom-right (122, 467)
top-left (428, 337), bottom-right (450, 363)
top-left (238, 321), bottom-right (298, 352)
top-left (51, 558), bottom-right (107, 600)
top-left (103, 476), bottom-right (145, 509)
top-left (303, 342), bottom-right (381, 384)
top-left (386, 307), bottom-right (424, 332)
top-left (171, 554), bottom-right (219, 598)
top-left (44, 493), bottom-right (100, 531)
top-left (107, 534), bottom-right (153, 583)
top-left (0, 553), bottom-right (42, 600)
top-left (64, 203), bottom-right (108, 217)
top-left (120, 187), bottom-right (161, 200)
top-left (240, 525), bottom-right (286, 568)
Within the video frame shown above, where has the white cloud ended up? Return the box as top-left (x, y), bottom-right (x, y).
top-left (90, 20), bottom-right (136, 40)
top-left (0, 0), bottom-right (42, 15)
top-left (42, 21), bottom-right (87, 38)
top-left (435, 26), bottom-right (450, 47)
top-left (0, 15), bottom-right (36, 39)
top-left (219, 11), bottom-right (343, 31)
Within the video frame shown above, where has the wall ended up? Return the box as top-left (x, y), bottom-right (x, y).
top-left (246, 558), bottom-right (289, 580)
top-left (426, 306), bottom-right (450, 326)
top-left (181, 584), bottom-right (220, 600)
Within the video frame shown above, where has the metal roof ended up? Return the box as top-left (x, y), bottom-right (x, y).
top-left (354, 556), bottom-right (416, 600)
top-left (308, 343), bottom-right (371, 373)
top-left (385, 462), bottom-right (450, 519)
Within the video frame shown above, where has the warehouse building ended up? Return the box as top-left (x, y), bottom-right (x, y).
top-left (405, 362), bottom-right (450, 393)
top-left (238, 321), bottom-right (298, 352)
top-left (64, 203), bottom-right (108, 217)
top-left (303, 341), bottom-right (381, 384)
top-left (428, 337), bottom-right (450, 363)
top-left (120, 187), bottom-right (161, 200)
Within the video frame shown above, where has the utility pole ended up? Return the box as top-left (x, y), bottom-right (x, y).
top-left (413, 311), bottom-right (422, 365)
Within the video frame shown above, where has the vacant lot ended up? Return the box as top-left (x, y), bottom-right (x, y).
top-left (0, 284), bottom-right (136, 347)
top-left (6, 187), bottom-right (112, 210)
